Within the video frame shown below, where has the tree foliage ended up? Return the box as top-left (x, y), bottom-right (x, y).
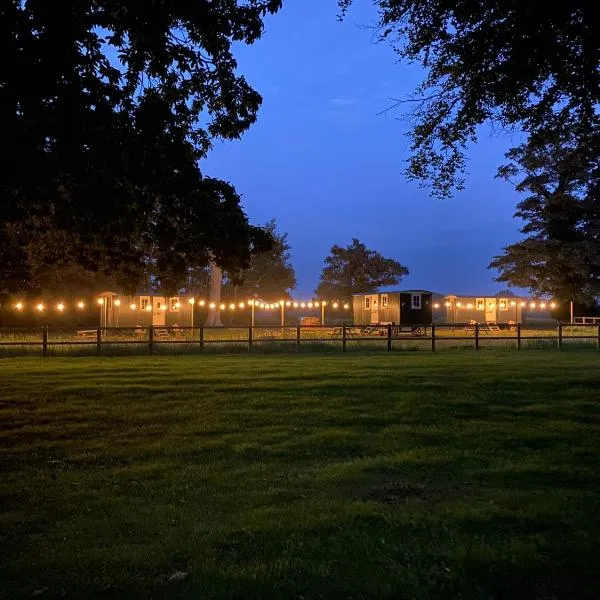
top-left (338, 0), bottom-right (600, 197)
top-left (224, 220), bottom-right (296, 300)
top-left (489, 122), bottom-right (600, 303)
top-left (316, 239), bottom-right (408, 299)
top-left (1, 0), bottom-right (281, 295)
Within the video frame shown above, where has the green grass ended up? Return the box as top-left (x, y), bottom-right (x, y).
top-left (1, 353), bottom-right (600, 599)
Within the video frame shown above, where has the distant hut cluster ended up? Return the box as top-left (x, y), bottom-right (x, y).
top-left (351, 290), bottom-right (535, 327)
top-left (90, 290), bottom-right (548, 329)
top-left (98, 292), bottom-right (195, 328)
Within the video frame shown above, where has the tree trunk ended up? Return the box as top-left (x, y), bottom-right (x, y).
top-left (204, 262), bottom-right (223, 327)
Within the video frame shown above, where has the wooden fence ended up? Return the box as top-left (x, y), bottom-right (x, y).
top-left (1, 323), bottom-right (600, 356)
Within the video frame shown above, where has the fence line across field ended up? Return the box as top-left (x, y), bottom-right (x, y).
top-left (1, 322), bottom-right (600, 356)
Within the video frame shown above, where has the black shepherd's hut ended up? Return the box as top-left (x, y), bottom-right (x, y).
top-left (352, 290), bottom-right (433, 326)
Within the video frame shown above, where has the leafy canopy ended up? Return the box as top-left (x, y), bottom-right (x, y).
top-left (316, 239), bottom-right (408, 299)
top-left (224, 220), bottom-right (296, 300)
top-left (489, 120), bottom-right (600, 303)
top-left (1, 0), bottom-right (282, 295)
top-left (338, 0), bottom-right (600, 197)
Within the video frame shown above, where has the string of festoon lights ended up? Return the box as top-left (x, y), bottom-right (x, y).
top-left (432, 300), bottom-right (557, 310)
top-left (8, 298), bottom-right (351, 312)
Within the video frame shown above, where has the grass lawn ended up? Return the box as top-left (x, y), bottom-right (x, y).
top-left (1, 353), bottom-right (600, 599)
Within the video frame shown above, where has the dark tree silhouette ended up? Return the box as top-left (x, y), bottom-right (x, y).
top-left (224, 220), bottom-right (297, 301)
top-left (316, 239), bottom-right (408, 299)
top-left (489, 122), bottom-right (600, 304)
top-left (338, 0), bottom-right (600, 198)
top-left (0, 0), bottom-right (281, 295)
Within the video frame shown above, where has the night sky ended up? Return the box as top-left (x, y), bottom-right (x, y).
top-left (204, 0), bottom-right (526, 297)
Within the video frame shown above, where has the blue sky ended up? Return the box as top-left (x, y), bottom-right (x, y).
top-left (203, 0), bottom-right (526, 296)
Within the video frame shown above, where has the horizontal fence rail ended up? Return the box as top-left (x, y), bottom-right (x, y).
top-left (1, 322), bottom-right (600, 356)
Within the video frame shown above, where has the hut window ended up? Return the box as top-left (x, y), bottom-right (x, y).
top-left (139, 296), bottom-right (150, 311)
top-left (411, 294), bottom-right (421, 309)
top-left (169, 297), bottom-right (180, 312)
top-left (476, 298), bottom-right (484, 311)
top-left (365, 297), bottom-right (370, 309)
top-left (499, 299), bottom-right (508, 311)
top-left (381, 295), bottom-right (388, 308)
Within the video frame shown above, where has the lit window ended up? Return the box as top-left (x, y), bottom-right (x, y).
top-left (365, 297), bottom-right (370, 309)
top-left (139, 296), bottom-right (150, 311)
top-left (169, 297), bottom-right (180, 311)
top-left (411, 294), bottom-right (421, 309)
top-left (476, 298), bottom-right (484, 311)
top-left (499, 299), bottom-right (508, 311)
top-left (381, 295), bottom-right (388, 308)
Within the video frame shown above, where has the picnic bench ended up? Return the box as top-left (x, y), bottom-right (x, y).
top-left (74, 329), bottom-right (97, 340)
top-left (465, 320), bottom-right (501, 334)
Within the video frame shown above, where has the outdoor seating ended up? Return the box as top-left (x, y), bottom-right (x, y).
top-left (74, 329), bottom-right (96, 340)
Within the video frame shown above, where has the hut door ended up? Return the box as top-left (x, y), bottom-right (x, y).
top-left (485, 299), bottom-right (496, 322)
top-left (153, 297), bottom-right (166, 326)
top-left (369, 295), bottom-right (379, 324)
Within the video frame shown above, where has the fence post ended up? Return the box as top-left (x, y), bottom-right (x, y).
top-left (199, 326), bottom-right (204, 351)
top-left (42, 326), bottom-right (48, 357)
top-left (517, 323), bottom-right (521, 350)
top-left (96, 327), bottom-right (102, 355)
top-left (342, 324), bottom-right (347, 352)
top-left (475, 322), bottom-right (479, 351)
top-left (148, 326), bottom-right (154, 355)
top-left (431, 324), bottom-right (436, 352)
top-left (248, 326), bottom-right (253, 353)
top-left (387, 324), bottom-right (392, 352)
top-left (296, 324), bottom-right (301, 352)
top-left (558, 323), bottom-right (562, 350)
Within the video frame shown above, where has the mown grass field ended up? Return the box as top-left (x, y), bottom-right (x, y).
top-left (1, 353), bottom-right (600, 599)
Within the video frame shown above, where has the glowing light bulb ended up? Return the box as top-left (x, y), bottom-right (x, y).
top-left (229, 303), bottom-right (235, 310)
top-left (279, 300), bottom-right (285, 306)
top-left (199, 300), bottom-right (205, 307)
top-left (161, 305), bottom-right (167, 311)
top-left (239, 302), bottom-right (245, 309)
top-left (308, 302), bottom-right (313, 308)
top-left (300, 302), bottom-right (306, 308)
top-left (15, 302), bottom-right (23, 311)
top-left (285, 301), bottom-right (291, 307)
top-left (77, 301), bottom-right (85, 309)
top-left (520, 302), bottom-right (526, 307)
top-left (433, 303), bottom-right (440, 309)
top-left (540, 302), bottom-right (546, 309)
top-left (114, 299), bottom-right (121, 307)
top-left (57, 303), bottom-right (65, 312)
top-left (467, 303), bottom-right (473, 309)
top-left (456, 302), bottom-right (462, 307)
top-left (445, 302), bottom-right (451, 307)
top-left (145, 305), bottom-right (152, 312)
top-left (333, 302), bottom-right (339, 309)
top-left (530, 302), bottom-right (536, 309)
top-left (219, 303), bottom-right (226, 310)
top-left (36, 303), bottom-right (44, 312)
top-left (188, 298), bottom-right (195, 305)
top-left (97, 298), bottom-right (104, 305)
top-left (343, 303), bottom-right (350, 309)
top-left (174, 302), bottom-right (181, 309)
top-left (314, 301), bottom-right (320, 307)
top-left (321, 301), bottom-right (327, 306)
top-left (248, 299), bottom-right (254, 306)
top-left (510, 301), bottom-right (516, 307)
top-left (550, 302), bottom-right (556, 309)
top-left (130, 303), bottom-right (137, 310)
top-left (209, 302), bottom-right (216, 309)
top-left (293, 302), bottom-right (298, 308)
top-left (259, 303), bottom-right (265, 309)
